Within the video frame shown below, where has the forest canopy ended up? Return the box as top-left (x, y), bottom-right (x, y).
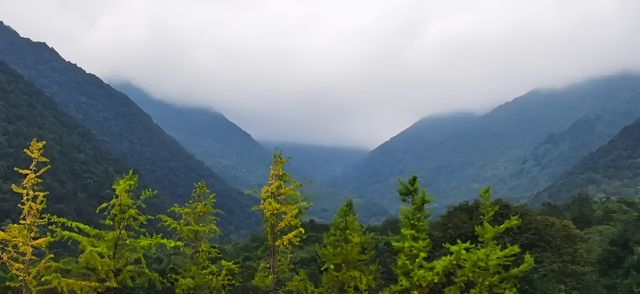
top-left (0, 140), bottom-right (638, 293)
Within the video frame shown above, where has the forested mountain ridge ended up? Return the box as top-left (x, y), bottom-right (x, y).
top-left (338, 73), bottom-right (640, 222)
top-left (535, 117), bottom-right (640, 202)
top-left (0, 61), bottom-right (127, 224)
top-left (261, 142), bottom-right (368, 182)
top-left (114, 82), bottom-right (271, 190)
top-left (261, 142), bottom-right (370, 221)
top-left (0, 22), bottom-right (259, 234)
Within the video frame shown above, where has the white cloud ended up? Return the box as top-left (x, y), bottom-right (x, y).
top-left (1, 0), bottom-right (639, 148)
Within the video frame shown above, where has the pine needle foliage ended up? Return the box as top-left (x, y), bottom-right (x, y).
top-left (51, 171), bottom-right (175, 292)
top-left (391, 175), bottom-right (436, 293)
top-left (438, 187), bottom-right (535, 293)
top-left (160, 181), bottom-right (238, 293)
top-left (252, 151), bottom-right (310, 292)
top-left (318, 198), bottom-right (378, 293)
top-left (0, 139), bottom-right (54, 293)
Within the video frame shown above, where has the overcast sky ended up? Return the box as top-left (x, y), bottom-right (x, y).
top-left (1, 0), bottom-right (640, 148)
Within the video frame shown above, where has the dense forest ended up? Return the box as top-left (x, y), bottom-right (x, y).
top-left (0, 22), bottom-right (260, 235)
top-left (1, 16), bottom-right (640, 294)
top-left (0, 139), bottom-right (638, 293)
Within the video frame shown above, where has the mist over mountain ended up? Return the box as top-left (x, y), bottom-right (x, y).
top-left (114, 82), bottom-right (271, 191)
top-left (535, 117), bottom-right (640, 202)
top-left (261, 142), bottom-right (368, 182)
top-left (338, 73), bottom-right (640, 222)
top-left (0, 4), bottom-right (639, 291)
top-left (0, 22), bottom-right (259, 234)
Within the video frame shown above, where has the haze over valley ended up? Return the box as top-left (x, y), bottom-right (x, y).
top-left (1, 2), bottom-right (639, 292)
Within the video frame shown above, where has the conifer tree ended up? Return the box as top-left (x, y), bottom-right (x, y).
top-left (160, 181), bottom-right (238, 293)
top-left (252, 151), bottom-right (310, 292)
top-left (0, 139), bottom-right (54, 293)
top-left (440, 187), bottom-right (534, 293)
top-left (52, 171), bottom-right (174, 292)
top-left (392, 175), bottom-right (437, 293)
top-left (318, 198), bottom-right (378, 293)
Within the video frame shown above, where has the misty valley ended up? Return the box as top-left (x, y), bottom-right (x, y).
top-left (1, 5), bottom-right (640, 294)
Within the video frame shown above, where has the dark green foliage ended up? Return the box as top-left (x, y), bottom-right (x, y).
top-left (336, 74), bottom-right (640, 222)
top-left (221, 193), bottom-right (640, 293)
top-left (0, 23), bottom-right (259, 235)
top-left (0, 61), bottom-right (126, 225)
top-left (537, 117), bottom-right (640, 203)
top-left (115, 83), bottom-right (272, 191)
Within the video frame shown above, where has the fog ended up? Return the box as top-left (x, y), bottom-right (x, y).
top-left (1, 0), bottom-right (639, 148)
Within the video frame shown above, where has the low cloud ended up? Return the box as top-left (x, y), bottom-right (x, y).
top-left (1, 0), bottom-right (640, 148)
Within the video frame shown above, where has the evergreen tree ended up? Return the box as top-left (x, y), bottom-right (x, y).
top-left (391, 175), bottom-right (437, 293)
top-left (440, 187), bottom-right (534, 293)
top-left (252, 152), bottom-right (310, 292)
top-left (160, 181), bottom-right (238, 293)
top-left (318, 199), bottom-right (378, 293)
top-left (0, 139), bottom-right (55, 293)
top-left (52, 171), bottom-right (174, 292)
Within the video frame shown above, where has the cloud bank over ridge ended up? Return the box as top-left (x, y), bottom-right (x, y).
top-left (1, 0), bottom-right (639, 147)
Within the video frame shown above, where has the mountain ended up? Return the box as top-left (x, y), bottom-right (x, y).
top-left (261, 142), bottom-right (368, 182)
top-left (339, 74), bottom-right (640, 222)
top-left (260, 142), bottom-right (369, 221)
top-left (114, 82), bottom-right (271, 190)
top-left (0, 22), bottom-right (259, 235)
top-left (535, 118), bottom-right (640, 202)
top-left (0, 61), bottom-right (128, 224)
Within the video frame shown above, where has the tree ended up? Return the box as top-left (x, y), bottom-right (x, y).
top-left (596, 209), bottom-right (640, 292)
top-left (440, 187), bottom-right (534, 293)
top-left (391, 175), bottom-right (438, 293)
top-left (252, 151), bottom-right (310, 292)
top-left (318, 199), bottom-right (378, 293)
top-left (160, 181), bottom-right (238, 293)
top-left (0, 139), bottom-right (55, 293)
top-left (52, 171), bottom-right (173, 292)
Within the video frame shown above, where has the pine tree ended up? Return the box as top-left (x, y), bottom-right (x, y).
top-left (0, 139), bottom-right (54, 293)
top-left (441, 187), bottom-right (534, 293)
top-left (160, 181), bottom-right (238, 293)
top-left (252, 151), bottom-right (310, 292)
top-left (391, 175), bottom-right (437, 293)
top-left (51, 171), bottom-right (174, 292)
top-left (318, 198), bottom-right (378, 293)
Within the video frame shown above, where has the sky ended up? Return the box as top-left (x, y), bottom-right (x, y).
top-left (1, 0), bottom-right (640, 148)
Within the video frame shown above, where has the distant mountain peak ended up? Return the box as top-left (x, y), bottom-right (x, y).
top-left (114, 81), bottom-right (271, 191)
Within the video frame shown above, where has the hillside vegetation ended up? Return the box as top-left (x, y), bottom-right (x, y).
top-left (0, 22), bottom-right (259, 234)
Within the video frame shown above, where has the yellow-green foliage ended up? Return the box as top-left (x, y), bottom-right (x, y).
top-left (51, 171), bottom-right (174, 293)
top-left (160, 181), bottom-right (238, 293)
top-left (0, 139), bottom-right (55, 294)
top-left (253, 151), bottom-right (310, 291)
top-left (318, 199), bottom-right (378, 293)
top-left (437, 187), bottom-right (534, 293)
top-left (392, 175), bottom-right (437, 293)
top-left (0, 140), bottom-right (540, 293)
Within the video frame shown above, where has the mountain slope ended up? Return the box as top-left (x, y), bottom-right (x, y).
top-left (114, 82), bottom-right (271, 190)
top-left (340, 74), bottom-right (640, 221)
top-left (261, 142), bottom-right (368, 182)
top-left (0, 61), bottom-right (127, 224)
top-left (260, 142), bottom-right (369, 221)
top-left (535, 118), bottom-right (640, 202)
top-left (0, 22), bottom-right (258, 234)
